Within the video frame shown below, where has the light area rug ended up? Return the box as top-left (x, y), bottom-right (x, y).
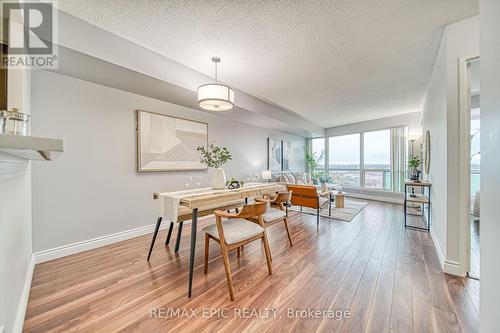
top-left (289, 199), bottom-right (368, 222)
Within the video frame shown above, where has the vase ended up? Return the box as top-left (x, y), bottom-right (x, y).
top-left (321, 183), bottom-right (327, 192)
top-left (210, 168), bottom-right (226, 189)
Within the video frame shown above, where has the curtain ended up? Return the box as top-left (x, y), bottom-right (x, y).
top-left (391, 126), bottom-right (408, 192)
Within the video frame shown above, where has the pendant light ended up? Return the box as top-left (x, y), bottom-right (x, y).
top-left (197, 57), bottom-right (234, 111)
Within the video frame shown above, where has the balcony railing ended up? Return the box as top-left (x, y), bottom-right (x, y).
top-left (327, 168), bottom-right (392, 190)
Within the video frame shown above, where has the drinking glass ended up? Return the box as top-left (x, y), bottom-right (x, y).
top-left (185, 176), bottom-right (193, 189)
top-left (195, 175), bottom-right (203, 187)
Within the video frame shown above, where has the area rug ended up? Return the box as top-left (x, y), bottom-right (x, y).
top-left (289, 199), bottom-right (368, 222)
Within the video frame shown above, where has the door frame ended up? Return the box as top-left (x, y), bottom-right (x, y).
top-left (458, 56), bottom-right (480, 277)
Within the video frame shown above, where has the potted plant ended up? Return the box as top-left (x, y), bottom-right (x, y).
top-left (197, 143), bottom-right (232, 189)
top-left (408, 154), bottom-right (422, 182)
top-left (316, 171), bottom-right (333, 192)
top-left (304, 146), bottom-right (324, 173)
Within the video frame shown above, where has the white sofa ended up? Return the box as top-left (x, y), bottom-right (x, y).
top-left (270, 171), bottom-right (318, 185)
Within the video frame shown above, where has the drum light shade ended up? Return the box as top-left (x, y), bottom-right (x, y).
top-left (197, 84), bottom-right (234, 111)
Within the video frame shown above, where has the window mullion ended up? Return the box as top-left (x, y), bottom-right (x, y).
top-left (360, 132), bottom-right (365, 188)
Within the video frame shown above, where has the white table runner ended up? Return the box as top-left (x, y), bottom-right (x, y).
top-left (157, 183), bottom-right (270, 222)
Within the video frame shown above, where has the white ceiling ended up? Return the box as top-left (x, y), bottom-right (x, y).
top-left (58, 0), bottom-right (478, 128)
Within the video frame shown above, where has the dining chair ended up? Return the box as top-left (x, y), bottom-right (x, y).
top-left (286, 185), bottom-right (330, 230)
top-left (253, 191), bottom-right (294, 248)
top-left (202, 201), bottom-right (272, 301)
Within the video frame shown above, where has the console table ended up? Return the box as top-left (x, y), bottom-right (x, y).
top-left (404, 180), bottom-right (431, 231)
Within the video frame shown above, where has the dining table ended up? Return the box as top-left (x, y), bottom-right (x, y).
top-left (155, 182), bottom-right (286, 297)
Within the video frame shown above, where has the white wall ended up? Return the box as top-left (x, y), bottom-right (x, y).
top-left (0, 67), bottom-right (33, 332)
top-left (480, 0), bottom-right (500, 331)
top-left (421, 15), bottom-right (479, 274)
top-left (421, 27), bottom-right (448, 266)
top-left (31, 70), bottom-right (306, 252)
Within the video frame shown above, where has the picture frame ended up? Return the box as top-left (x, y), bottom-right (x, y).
top-left (136, 110), bottom-right (208, 172)
top-left (282, 141), bottom-right (292, 171)
top-left (267, 138), bottom-right (283, 171)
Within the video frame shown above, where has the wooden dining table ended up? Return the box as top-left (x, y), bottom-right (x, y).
top-left (163, 182), bottom-right (286, 297)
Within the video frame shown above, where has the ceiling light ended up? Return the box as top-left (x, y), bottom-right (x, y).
top-left (197, 57), bottom-right (234, 111)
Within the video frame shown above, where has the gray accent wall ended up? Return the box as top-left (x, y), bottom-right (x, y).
top-left (31, 70), bottom-right (306, 252)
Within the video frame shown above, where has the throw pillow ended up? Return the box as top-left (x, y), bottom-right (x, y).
top-left (287, 173), bottom-right (296, 184)
top-left (305, 172), bottom-right (312, 183)
top-left (294, 172), bottom-right (306, 184)
top-left (278, 174), bottom-right (290, 183)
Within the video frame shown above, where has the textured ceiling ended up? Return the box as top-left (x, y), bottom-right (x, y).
top-left (57, 0), bottom-right (478, 128)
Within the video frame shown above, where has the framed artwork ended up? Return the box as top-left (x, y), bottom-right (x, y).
top-left (268, 138), bottom-right (283, 171)
top-left (282, 141), bottom-right (292, 171)
top-left (137, 110), bottom-right (208, 172)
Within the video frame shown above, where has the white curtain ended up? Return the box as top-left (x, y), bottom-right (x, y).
top-left (391, 126), bottom-right (408, 192)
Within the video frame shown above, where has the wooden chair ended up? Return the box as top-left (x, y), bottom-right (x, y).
top-left (203, 201), bottom-right (272, 301)
top-left (286, 185), bottom-right (330, 230)
top-left (253, 191), bottom-right (294, 248)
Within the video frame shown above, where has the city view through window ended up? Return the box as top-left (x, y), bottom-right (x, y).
top-left (312, 129), bottom-right (394, 190)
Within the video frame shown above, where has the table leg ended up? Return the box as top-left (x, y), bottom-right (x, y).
top-left (188, 208), bottom-right (198, 298)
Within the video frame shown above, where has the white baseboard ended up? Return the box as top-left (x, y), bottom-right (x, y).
top-left (444, 260), bottom-right (464, 276)
top-left (12, 254), bottom-right (35, 333)
top-left (430, 229), bottom-right (465, 276)
top-left (34, 221), bottom-right (169, 264)
top-left (345, 192), bottom-right (404, 204)
top-left (34, 215), bottom-right (212, 264)
top-left (430, 229), bottom-right (445, 269)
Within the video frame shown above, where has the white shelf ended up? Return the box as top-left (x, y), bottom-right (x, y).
top-left (0, 134), bottom-right (64, 161)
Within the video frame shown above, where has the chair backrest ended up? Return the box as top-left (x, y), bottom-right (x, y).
top-left (274, 191), bottom-right (292, 210)
top-left (234, 201), bottom-right (268, 219)
top-left (287, 185), bottom-right (320, 209)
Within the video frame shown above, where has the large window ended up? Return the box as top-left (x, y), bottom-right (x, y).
top-left (363, 129), bottom-right (391, 190)
top-left (311, 137), bottom-right (325, 173)
top-left (327, 128), bottom-right (402, 191)
top-left (329, 134), bottom-right (361, 187)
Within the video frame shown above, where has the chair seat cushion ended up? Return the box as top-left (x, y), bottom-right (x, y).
top-left (202, 219), bottom-right (264, 244)
top-left (262, 207), bottom-right (286, 223)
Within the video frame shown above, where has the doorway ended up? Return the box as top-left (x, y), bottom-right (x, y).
top-left (467, 58), bottom-right (480, 279)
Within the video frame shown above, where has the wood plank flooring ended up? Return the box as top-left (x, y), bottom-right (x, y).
top-left (24, 201), bottom-right (479, 333)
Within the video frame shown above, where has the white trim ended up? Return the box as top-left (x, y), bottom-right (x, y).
top-left (35, 221), bottom-right (169, 263)
top-left (430, 228), bottom-right (466, 276)
top-left (344, 192), bottom-right (403, 204)
top-left (458, 56), bottom-right (480, 278)
top-left (430, 229), bottom-right (445, 269)
top-left (34, 216), bottom-right (212, 264)
top-left (12, 254), bottom-right (35, 333)
top-left (444, 260), bottom-right (464, 276)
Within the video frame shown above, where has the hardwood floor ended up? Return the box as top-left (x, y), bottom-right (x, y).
top-left (24, 201), bottom-right (479, 333)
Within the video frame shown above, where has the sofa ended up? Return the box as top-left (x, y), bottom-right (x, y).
top-left (271, 171), bottom-right (319, 185)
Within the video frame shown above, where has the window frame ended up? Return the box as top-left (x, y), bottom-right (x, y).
top-left (323, 127), bottom-right (402, 191)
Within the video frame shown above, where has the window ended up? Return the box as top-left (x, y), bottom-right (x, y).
top-left (363, 129), bottom-right (392, 190)
top-left (311, 137), bottom-right (325, 173)
top-left (329, 134), bottom-right (361, 187)
top-left (326, 127), bottom-right (404, 191)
